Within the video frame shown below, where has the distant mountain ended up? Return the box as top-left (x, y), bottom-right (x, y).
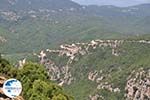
top-left (0, 0), bottom-right (81, 10)
top-left (0, 0), bottom-right (150, 54)
top-left (85, 4), bottom-right (150, 17)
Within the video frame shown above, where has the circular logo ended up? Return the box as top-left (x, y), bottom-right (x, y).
top-left (3, 79), bottom-right (22, 98)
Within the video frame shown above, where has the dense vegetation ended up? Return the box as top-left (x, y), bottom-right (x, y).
top-left (1, 36), bottom-right (150, 100)
top-left (0, 0), bottom-right (150, 100)
top-left (65, 41), bottom-right (150, 100)
top-left (1, 0), bottom-right (150, 55)
top-left (0, 56), bottom-right (74, 100)
top-left (39, 36), bottom-right (150, 100)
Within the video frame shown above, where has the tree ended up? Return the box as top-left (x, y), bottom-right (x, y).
top-left (28, 80), bottom-right (52, 100)
top-left (52, 94), bottom-right (69, 100)
top-left (16, 62), bottom-right (74, 100)
top-left (0, 56), bottom-right (11, 76)
top-left (0, 60), bottom-right (74, 100)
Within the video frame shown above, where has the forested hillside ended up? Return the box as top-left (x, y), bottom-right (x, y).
top-left (0, 0), bottom-right (150, 100)
top-left (0, 56), bottom-right (74, 100)
top-left (32, 35), bottom-right (150, 100)
top-left (0, 0), bottom-right (150, 54)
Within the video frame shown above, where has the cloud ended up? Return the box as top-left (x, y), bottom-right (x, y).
top-left (72, 0), bottom-right (150, 7)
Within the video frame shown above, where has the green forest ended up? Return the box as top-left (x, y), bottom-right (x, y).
top-left (0, 55), bottom-right (74, 100)
top-left (0, 0), bottom-right (150, 100)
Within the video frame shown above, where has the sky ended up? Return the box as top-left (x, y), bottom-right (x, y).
top-left (72, 0), bottom-right (150, 7)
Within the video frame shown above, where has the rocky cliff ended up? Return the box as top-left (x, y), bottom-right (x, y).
top-left (0, 36), bottom-right (7, 43)
top-left (32, 39), bottom-right (150, 100)
top-left (125, 68), bottom-right (150, 100)
top-left (34, 39), bottom-right (124, 86)
top-left (34, 39), bottom-right (150, 85)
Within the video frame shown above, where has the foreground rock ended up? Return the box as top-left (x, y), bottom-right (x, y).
top-left (0, 76), bottom-right (24, 100)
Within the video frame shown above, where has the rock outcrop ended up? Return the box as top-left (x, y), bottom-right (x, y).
top-left (88, 70), bottom-right (98, 81)
top-left (34, 50), bottom-right (74, 86)
top-left (0, 36), bottom-right (7, 43)
top-left (34, 40), bottom-right (124, 85)
top-left (125, 68), bottom-right (150, 100)
top-left (0, 11), bottom-right (19, 21)
top-left (18, 58), bottom-right (26, 68)
top-left (34, 39), bottom-right (150, 87)
top-left (89, 94), bottom-right (104, 100)
top-left (88, 70), bottom-right (121, 94)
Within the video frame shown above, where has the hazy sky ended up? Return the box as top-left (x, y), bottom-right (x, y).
top-left (72, 0), bottom-right (150, 7)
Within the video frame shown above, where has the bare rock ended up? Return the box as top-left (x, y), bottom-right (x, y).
top-left (0, 36), bottom-right (7, 43)
top-left (125, 68), bottom-right (150, 100)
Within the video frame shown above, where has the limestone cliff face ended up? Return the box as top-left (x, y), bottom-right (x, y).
top-left (34, 39), bottom-right (124, 86)
top-left (31, 39), bottom-right (150, 99)
top-left (125, 68), bottom-right (150, 100)
top-left (0, 36), bottom-right (7, 43)
top-left (0, 76), bottom-right (24, 100)
top-left (88, 68), bottom-right (150, 100)
top-left (88, 70), bottom-right (121, 94)
top-left (34, 39), bottom-right (150, 87)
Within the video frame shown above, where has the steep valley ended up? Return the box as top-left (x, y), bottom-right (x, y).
top-left (32, 38), bottom-right (150, 100)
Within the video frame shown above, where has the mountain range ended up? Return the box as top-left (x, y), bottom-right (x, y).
top-left (0, 0), bottom-right (150, 62)
top-left (0, 0), bottom-right (150, 60)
